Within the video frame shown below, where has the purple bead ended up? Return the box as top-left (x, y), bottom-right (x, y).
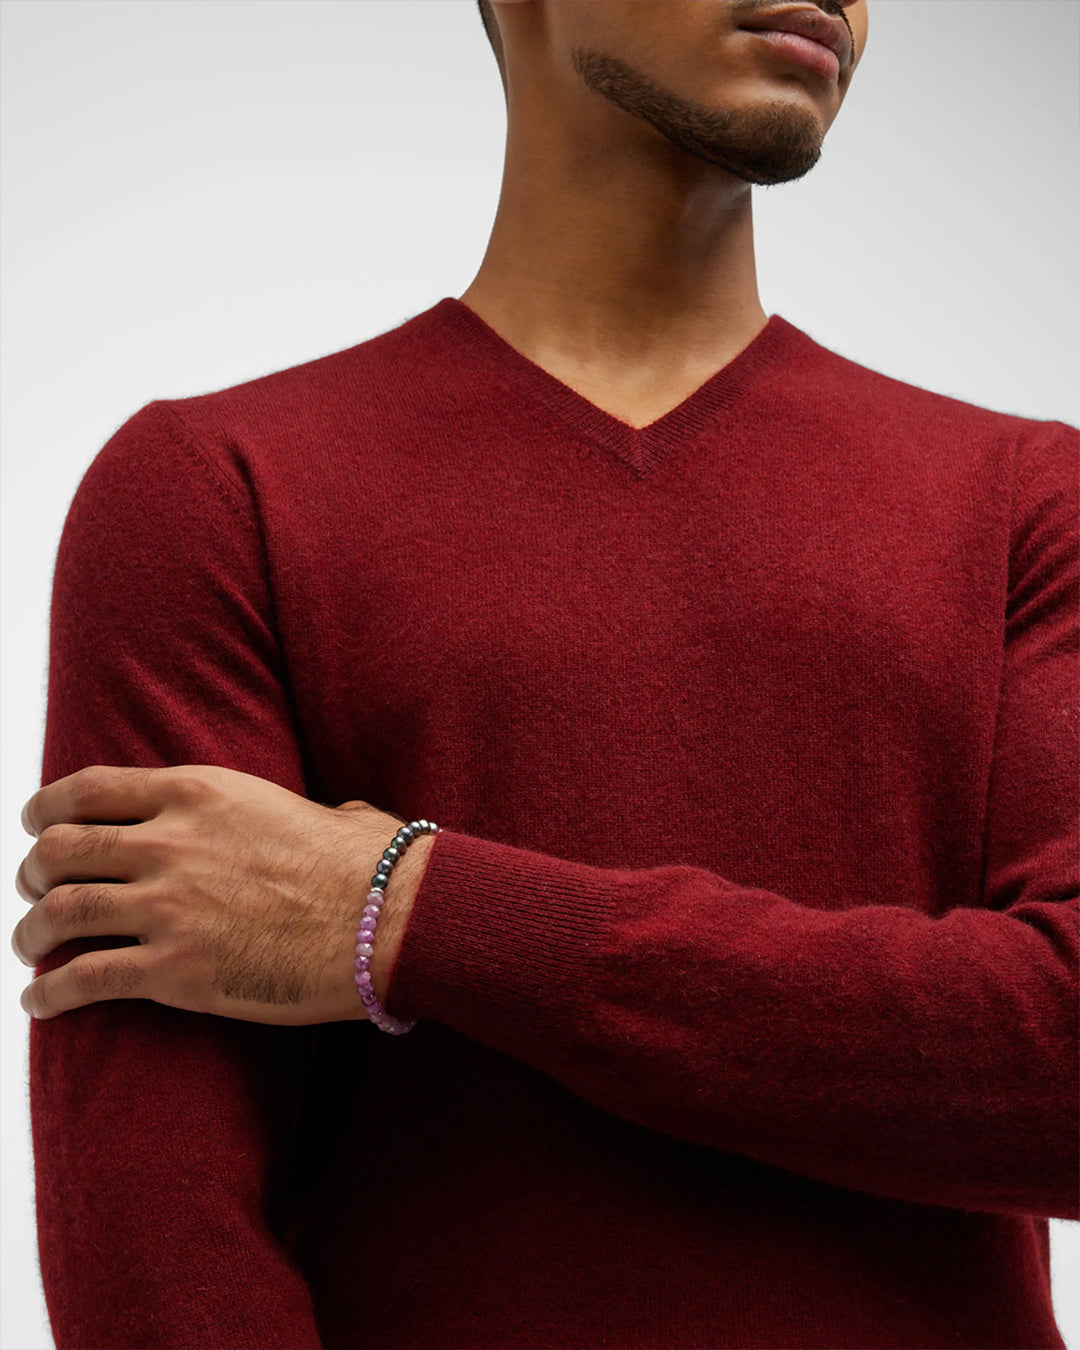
top-left (354, 955), bottom-right (370, 970)
top-left (354, 970), bottom-right (372, 987)
top-left (363, 903), bottom-right (382, 918)
top-left (359, 920), bottom-right (377, 937)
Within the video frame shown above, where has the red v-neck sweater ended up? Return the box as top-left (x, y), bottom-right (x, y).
top-left (29, 298), bottom-right (1078, 1350)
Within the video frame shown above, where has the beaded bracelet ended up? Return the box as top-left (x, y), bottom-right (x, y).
top-left (354, 818), bottom-right (440, 1035)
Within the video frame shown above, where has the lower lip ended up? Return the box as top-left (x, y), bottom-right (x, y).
top-left (739, 28), bottom-right (841, 81)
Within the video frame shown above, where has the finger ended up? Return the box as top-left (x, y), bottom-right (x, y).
top-left (21, 822), bottom-right (134, 900)
top-left (11, 881), bottom-right (132, 968)
top-left (14, 854), bottom-right (38, 903)
top-left (20, 944), bottom-right (154, 1019)
top-left (20, 763), bottom-right (178, 840)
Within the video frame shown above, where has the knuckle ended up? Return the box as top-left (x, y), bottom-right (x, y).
top-left (36, 823), bottom-right (73, 864)
top-left (101, 953), bottom-right (146, 998)
top-left (136, 824), bottom-right (178, 867)
top-left (172, 768), bottom-right (216, 805)
top-left (136, 877), bottom-right (175, 930)
top-left (99, 824), bottom-right (124, 854)
top-left (39, 889), bottom-right (69, 929)
top-left (152, 882), bottom-right (188, 927)
top-left (70, 957), bottom-right (101, 999)
top-left (73, 765), bottom-right (112, 801)
top-left (67, 823), bottom-right (112, 864)
top-left (67, 882), bottom-right (120, 927)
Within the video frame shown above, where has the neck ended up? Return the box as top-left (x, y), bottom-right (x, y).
top-left (459, 125), bottom-right (767, 383)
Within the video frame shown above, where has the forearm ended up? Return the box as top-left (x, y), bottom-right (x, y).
top-left (385, 824), bottom-right (1078, 1219)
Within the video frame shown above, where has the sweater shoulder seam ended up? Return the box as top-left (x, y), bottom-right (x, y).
top-left (142, 399), bottom-right (258, 532)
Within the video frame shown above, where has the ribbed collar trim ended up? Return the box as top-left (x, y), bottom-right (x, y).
top-left (423, 295), bottom-right (810, 475)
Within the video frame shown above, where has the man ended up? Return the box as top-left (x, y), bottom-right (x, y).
top-left (13, 1), bottom-right (1078, 1347)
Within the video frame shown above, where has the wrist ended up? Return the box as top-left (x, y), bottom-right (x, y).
top-left (368, 830), bottom-right (436, 1011)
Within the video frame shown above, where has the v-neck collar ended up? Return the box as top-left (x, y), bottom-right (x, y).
top-left (428, 296), bottom-right (806, 476)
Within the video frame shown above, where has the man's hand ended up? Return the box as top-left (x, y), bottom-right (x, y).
top-left (11, 764), bottom-right (434, 1025)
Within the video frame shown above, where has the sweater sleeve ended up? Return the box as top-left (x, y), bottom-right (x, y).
top-left (28, 402), bottom-right (324, 1349)
top-left (387, 418), bottom-right (1079, 1222)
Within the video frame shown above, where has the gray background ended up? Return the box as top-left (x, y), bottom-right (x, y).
top-left (2, 2), bottom-right (1077, 1347)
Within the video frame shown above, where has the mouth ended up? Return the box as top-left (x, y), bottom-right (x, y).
top-left (738, 26), bottom-right (842, 82)
top-left (736, 6), bottom-right (853, 81)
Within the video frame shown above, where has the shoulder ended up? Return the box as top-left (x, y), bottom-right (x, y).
top-left (157, 302), bottom-right (438, 445)
top-left (775, 318), bottom-right (1076, 491)
top-left (91, 300), bottom-right (449, 505)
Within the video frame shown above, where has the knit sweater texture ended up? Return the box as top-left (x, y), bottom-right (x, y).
top-left (29, 297), bottom-right (1079, 1349)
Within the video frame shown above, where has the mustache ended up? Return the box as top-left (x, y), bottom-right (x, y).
top-left (730, 0), bottom-right (847, 13)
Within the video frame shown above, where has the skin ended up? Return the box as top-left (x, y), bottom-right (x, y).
top-left (463, 0), bottom-right (867, 428)
top-left (12, 0), bottom-right (868, 1025)
top-left (13, 765), bottom-right (434, 1022)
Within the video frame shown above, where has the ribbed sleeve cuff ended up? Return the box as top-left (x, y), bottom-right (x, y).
top-left (385, 828), bottom-right (621, 1060)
